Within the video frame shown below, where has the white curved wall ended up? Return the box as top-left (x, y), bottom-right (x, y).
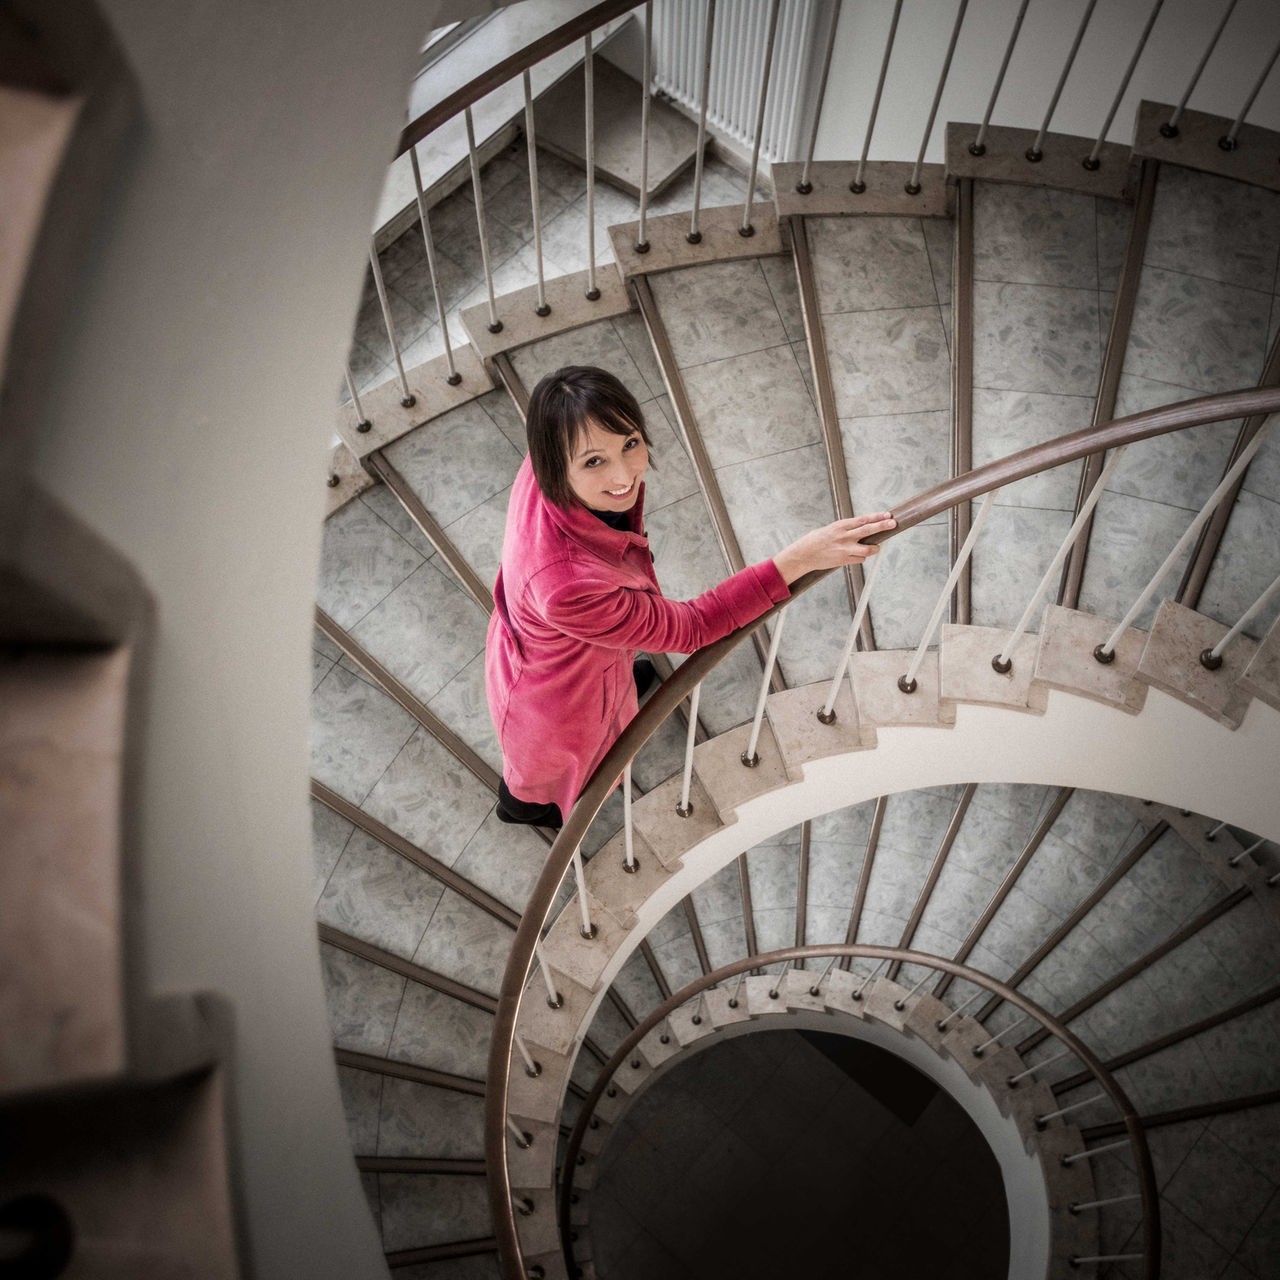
top-left (25, 2), bottom-right (464, 1275)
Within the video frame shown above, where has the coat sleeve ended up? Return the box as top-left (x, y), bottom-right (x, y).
top-left (536, 558), bottom-right (790, 654)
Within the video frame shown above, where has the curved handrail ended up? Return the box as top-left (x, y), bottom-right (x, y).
top-left (485, 381), bottom-right (1280, 1278)
top-left (557, 944), bottom-right (1161, 1279)
top-left (395, 0), bottom-right (640, 158)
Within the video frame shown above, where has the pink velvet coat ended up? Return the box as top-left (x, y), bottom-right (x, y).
top-left (485, 456), bottom-right (790, 819)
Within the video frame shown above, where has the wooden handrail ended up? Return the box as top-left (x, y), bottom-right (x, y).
top-left (395, 0), bottom-right (641, 158)
top-left (484, 381), bottom-right (1280, 1279)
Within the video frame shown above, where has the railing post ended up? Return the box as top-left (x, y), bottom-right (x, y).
top-left (740, 0), bottom-right (782, 237)
top-left (408, 148), bottom-right (464, 384)
top-left (1161, 0), bottom-right (1240, 138)
top-left (367, 245), bottom-right (415, 409)
top-left (688, 0), bottom-right (718, 244)
top-left (1026, 0), bottom-right (1099, 163)
top-left (522, 71), bottom-right (552, 318)
top-left (583, 31), bottom-right (602, 300)
top-left (851, 0), bottom-right (903, 193)
top-left (464, 106), bottom-right (503, 335)
top-left (796, 0), bottom-right (842, 194)
top-left (635, 0), bottom-right (654, 252)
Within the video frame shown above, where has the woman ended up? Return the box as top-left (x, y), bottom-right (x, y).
top-left (485, 365), bottom-right (895, 829)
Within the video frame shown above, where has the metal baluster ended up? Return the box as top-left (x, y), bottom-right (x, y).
top-left (1161, 0), bottom-right (1240, 137)
top-left (809, 956), bottom-right (838, 996)
top-left (1070, 1194), bottom-right (1141, 1215)
top-left (506, 1116), bottom-right (533, 1149)
top-left (1205, 820), bottom-right (1228, 841)
top-left (969, 0), bottom-right (1031, 156)
top-left (972, 1013), bottom-right (1029, 1057)
top-left (1219, 35), bottom-right (1280, 151)
top-left (853, 960), bottom-right (884, 1001)
top-left (1026, 0), bottom-right (1099, 163)
top-left (1083, 0), bottom-right (1165, 170)
top-left (1037, 1093), bottom-right (1107, 1129)
top-left (767, 958), bottom-right (793, 999)
top-left (464, 107), bottom-right (502, 334)
top-left (1007, 1046), bottom-right (1074, 1087)
top-left (676, 681), bottom-right (702, 817)
top-left (893, 970), bottom-right (935, 1011)
top-left (408, 150), bottom-right (463, 386)
top-left (368, 246), bottom-right (415, 408)
top-left (727, 970), bottom-right (747, 1008)
top-left (1061, 1139), bottom-right (1131, 1166)
top-left (743, 607), bottom-right (787, 766)
top-left (623, 763), bottom-right (638, 872)
top-left (584, 32), bottom-right (602, 299)
top-left (740, 0), bottom-right (782, 236)
top-left (937, 987), bottom-right (984, 1031)
top-left (636, 0), bottom-right (654, 252)
top-left (533, 938), bottom-right (563, 1008)
top-left (820, 551), bottom-right (884, 721)
top-left (1070, 1255), bottom-right (1145, 1266)
top-left (994, 448), bottom-right (1128, 672)
top-left (1228, 837), bottom-right (1266, 869)
top-left (1268, 870), bottom-right (1280, 888)
top-left (906, 0), bottom-right (969, 194)
top-left (1201, 573), bottom-right (1280, 670)
top-left (571, 848), bottom-right (597, 939)
top-left (522, 72), bottom-right (551, 318)
top-left (343, 364), bottom-right (371, 433)
top-left (514, 1034), bottom-right (542, 1078)
top-left (851, 0), bottom-right (904, 193)
top-left (1096, 422), bottom-right (1274, 662)
top-left (796, 0), bottom-right (843, 193)
top-left (691, 991), bottom-right (708, 1025)
top-left (688, 0), bottom-right (718, 244)
top-left (900, 490), bottom-right (994, 693)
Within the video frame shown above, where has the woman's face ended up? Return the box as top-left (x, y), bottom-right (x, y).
top-left (566, 418), bottom-right (649, 511)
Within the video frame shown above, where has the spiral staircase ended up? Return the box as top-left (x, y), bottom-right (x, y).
top-left (310, 33), bottom-right (1280, 1271)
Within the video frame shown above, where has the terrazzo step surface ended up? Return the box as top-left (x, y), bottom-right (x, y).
top-left (1077, 163), bottom-right (1280, 634)
top-left (804, 212), bottom-right (954, 650)
top-left (967, 179), bottom-right (1131, 629)
top-left (645, 254), bottom-right (849, 688)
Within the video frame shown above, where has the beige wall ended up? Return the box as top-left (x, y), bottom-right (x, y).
top-left (27, 2), bottom-right (468, 1274)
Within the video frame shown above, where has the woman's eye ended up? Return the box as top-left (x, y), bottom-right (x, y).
top-left (623, 437), bottom-right (639, 450)
top-left (583, 457), bottom-right (601, 467)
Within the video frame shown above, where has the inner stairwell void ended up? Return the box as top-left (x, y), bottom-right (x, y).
top-left (310, 4), bottom-right (1280, 1279)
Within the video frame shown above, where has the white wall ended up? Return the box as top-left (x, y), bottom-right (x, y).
top-left (815, 0), bottom-right (1280, 164)
top-left (27, 2), bottom-right (461, 1275)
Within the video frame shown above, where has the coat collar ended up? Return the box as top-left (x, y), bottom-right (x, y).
top-left (531, 460), bottom-right (649, 563)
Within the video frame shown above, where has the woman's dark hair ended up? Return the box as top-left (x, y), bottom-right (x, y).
top-left (526, 365), bottom-right (652, 508)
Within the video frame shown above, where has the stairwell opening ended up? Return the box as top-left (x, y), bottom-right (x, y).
top-left (585, 1027), bottom-right (1010, 1280)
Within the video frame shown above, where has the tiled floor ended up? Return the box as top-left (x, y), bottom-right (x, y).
top-left (588, 1028), bottom-right (1008, 1280)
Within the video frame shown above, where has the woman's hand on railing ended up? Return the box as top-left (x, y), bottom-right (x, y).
top-left (773, 512), bottom-right (896, 585)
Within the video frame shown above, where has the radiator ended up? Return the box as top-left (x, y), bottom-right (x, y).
top-left (652, 0), bottom-right (826, 165)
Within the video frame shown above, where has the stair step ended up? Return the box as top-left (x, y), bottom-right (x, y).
top-left (1033, 604), bottom-right (1148, 713)
top-left (940, 623), bottom-right (1049, 714)
top-left (507, 1043), bottom-right (574, 1127)
top-left (582, 828), bottom-right (676, 931)
top-left (608, 201), bottom-right (783, 278)
top-left (515, 1198), bottom-right (561, 1258)
top-left (630, 770), bottom-right (724, 868)
top-left (1133, 599), bottom-right (1257, 727)
top-left (692, 719), bottom-right (791, 820)
top-left (848, 649), bottom-right (957, 743)
top-left (766, 680), bottom-right (871, 778)
top-left (517, 970), bottom-right (596, 1059)
top-left (542, 887), bottom-right (629, 994)
top-left (772, 160), bottom-right (949, 218)
top-left (505, 1116), bottom-right (558, 1189)
top-left (1238, 613), bottom-right (1280, 713)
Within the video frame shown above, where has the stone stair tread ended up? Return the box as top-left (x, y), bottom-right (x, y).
top-left (542, 886), bottom-right (629, 994)
top-left (584, 828), bottom-right (676, 930)
top-left (507, 1044), bottom-right (574, 1126)
top-left (517, 970), bottom-right (596, 1058)
top-left (608, 202), bottom-right (784, 278)
top-left (1133, 599), bottom-right (1257, 728)
top-left (515, 1200), bottom-right (561, 1258)
top-left (692, 719), bottom-right (791, 820)
top-left (940, 623), bottom-right (1049, 714)
top-left (1033, 605), bottom-right (1148, 713)
top-left (630, 771), bottom-right (725, 868)
top-left (772, 160), bottom-right (949, 217)
top-left (848, 650), bottom-right (957, 743)
top-left (766, 680), bottom-right (872, 778)
top-left (505, 1116), bottom-right (558, 1189)
top-left (1239, 613), bottom-right (1280, 713)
